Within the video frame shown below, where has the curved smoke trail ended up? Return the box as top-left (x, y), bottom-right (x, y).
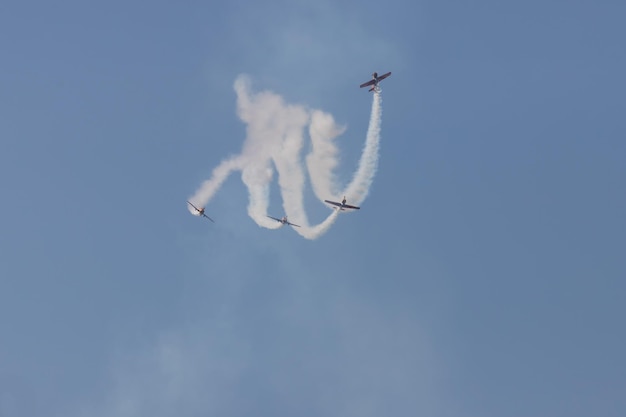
top-left (188, 75), bottom-right (384, 239)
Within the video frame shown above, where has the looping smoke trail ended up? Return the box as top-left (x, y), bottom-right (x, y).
top-left (189, 75), bottom-right (384, 240)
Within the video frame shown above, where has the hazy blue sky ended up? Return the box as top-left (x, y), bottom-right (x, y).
top-left (1, 1), bottom-right (625, 416)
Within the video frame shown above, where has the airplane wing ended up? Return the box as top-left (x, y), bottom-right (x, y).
top-left (202, 213), bottom-right (215, 222)
top-left (266, 215), bottom-right (282, 223)
top-left (187, 201), bottom-right (200, 211)
top-left (324, 199), bottom-right (360, 210)
top-left (286, 221), bottom-right (301, 227)
top-left (378, 72), bottom-right (391, 81)
top-left (359, 79), bottom-right (376, 88)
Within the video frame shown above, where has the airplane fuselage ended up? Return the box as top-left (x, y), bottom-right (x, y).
top-left (324, 196), bottom-right (360, 210)
top-left (266, 214), bottom-right (300, 227)
top-left (360, 71), bottom-right (391, 92)
top-left (187, 201), bottom-right (214, 222)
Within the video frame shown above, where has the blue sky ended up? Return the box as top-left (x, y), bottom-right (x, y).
top-left (1, 1), bottom-right (625, 416)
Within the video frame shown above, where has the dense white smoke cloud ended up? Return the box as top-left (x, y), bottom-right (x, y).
top-left (189, 75), bottom-right (383, 239)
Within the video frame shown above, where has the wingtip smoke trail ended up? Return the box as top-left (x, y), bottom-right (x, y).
top-left (189, 76), bottom-right (384, 240)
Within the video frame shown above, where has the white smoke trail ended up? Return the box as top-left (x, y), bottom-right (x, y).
top-left (343, 90), bottom-right (382, 205)
top-left (306, 110), bottom-right (345, 201)
top-left (189, 75), bottom-right (384, 240)
top-left (188, 156), bottom-right (245, 213)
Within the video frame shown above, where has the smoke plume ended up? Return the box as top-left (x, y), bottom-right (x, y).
top-left (189, 75), bottom-right (384, 239)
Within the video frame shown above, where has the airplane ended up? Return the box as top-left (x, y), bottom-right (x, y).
top-left (324, 196), bottom-right (360, 211)
top-left (266, 215), bottom-right (301, 228)
top-left (187, 201), bottom-right (214, 222)
top-left (359, 71), bottom-right (391, 92)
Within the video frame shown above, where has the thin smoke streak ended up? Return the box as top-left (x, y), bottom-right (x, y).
top-left (344, 91), bottom-right (382, 205)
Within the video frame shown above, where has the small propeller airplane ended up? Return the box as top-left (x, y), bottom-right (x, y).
top-left (187, 201), bottom-right (214, 222)
top-left (324, 196), bottom-right (360, 211)
top-left (266, 215), bottom-right (301, 228)
top-left (359, 71), bottom-right (391, 92)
